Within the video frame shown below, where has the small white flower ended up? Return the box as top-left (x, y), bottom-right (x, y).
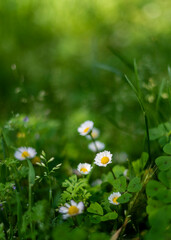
top-left (14, 147), bottom-right (37, 160)
top-left (86, 127), bottom-right (100, 140)
top-left (94, 150), bottom-right (112, 167)
top-left (108, 192), bottom-right (121, 205)
top-left (114, 152), bottom-right (128, 163)
top-left (59, 200), bottom-right (84, 219)
top-left (77, 163), bottom-right (92, 175)
top-left (88, 141), bottom-right (105, 152)
top-left (77, 120), bottom-right (94, 136)
top-left (123, 169), bottom-right (128, 177)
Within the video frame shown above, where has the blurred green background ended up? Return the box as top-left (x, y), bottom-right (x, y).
top-left (1, 0), bottom-right (171, 163)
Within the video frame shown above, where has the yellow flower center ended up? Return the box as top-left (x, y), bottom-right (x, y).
top-left (68, 206), bottom-right (79, 215)
top-left (83, 127), bottom-right (90, 133)
top-left (21, 151), bottom-right (30, 158)
top-left (113, 197), bottom-right (119, 204)
top-left (80, 167), bottom-right (88, 173)
top-left (101, 156), bottom-right (109, 164)
top-left (17, 132), bottom-right (26, 138)
top-left (32, 156), bottom-right (40, 165)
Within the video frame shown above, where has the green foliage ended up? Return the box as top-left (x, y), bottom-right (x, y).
top-left (127, 177), bottom-right (142, 193)
top-left (117, 193), bottom-right (132, 204)
top-left (112, 165), bottom-right (126, 178)
top-left (61, 175), bottom-right (91, 203)
top-left (101, 212), bottom-right (118, 221)
top-left (113, 176), bottom-right (127, 192)
top-left (145, 142), bottom-right (171, 240)
top-left (155, 156), bottom-right (171, 171)
top-left (163, 143), bottom-right (171, 155)
top-left (0, 224), bottom-right (5, 240)
top-left (87, 202), bottom-right (103, 216)
top-left (21, 200), bottom-right (50, 238)
top-left (1, 2), bottom-right (171, 237)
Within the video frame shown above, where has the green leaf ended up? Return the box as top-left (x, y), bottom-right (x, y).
top-left (163, 143), bottom-right (171, 155)
top-left (112, 165), bottom-right (126, 178)
top-left (90, 215), bottom-right (102, 224)
top-left (27, 160), bottom-right (35, 186)
top-left (158, 169), bottom-right (171, 188)
top-left (155, 156), bottom-right (171, 171)
top-left (146, 180), bottom-right (166, 198)
top-left (156, 189), bottom-right (171, 204)
top-left (113, 176), bottom-right (127, 192)
top-left (117, 192), bottom-right (132, 203)
top-left (87, 202), bottom-right (103, 216)
top-left (149, 124), bottom-right (165, 141)
top-left (141, 152), bottom-right (149, 168)
top-left (127, 177), bottom-right (142, 192)
top-left (101, 212), bottom-right (118, 221)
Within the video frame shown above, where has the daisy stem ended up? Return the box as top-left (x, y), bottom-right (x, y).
top-left (72, 216), bottom-right (78, 227)
top-left (86, 134), bottom-right (98, 183)
top-left (90, 134), bottom-right (99, 153)
top-left (109, 165), bottom-right (116, 180)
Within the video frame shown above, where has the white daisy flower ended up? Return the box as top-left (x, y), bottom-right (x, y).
top-left (94, 150), bottom-right (112, 167)
top-left (59, 200), bottom-right (84, 219)
top-left (77, 163), bottom-right (92, 175)
top-left (108, 192), bottom-right (121, 205)
top-left (14, 147), bottom-right (37, 160)
top-left (77, 120), bottom-right (94, 136)
top-left (88, 141), bottom-right (105, 152)
top-left (86, 127), bottom-right (100, 140)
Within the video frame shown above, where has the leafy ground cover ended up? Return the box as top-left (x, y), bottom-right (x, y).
top-left (0, 69), bottom-right (171, 239)
top-left (0, 1), bottom-right (171, 239)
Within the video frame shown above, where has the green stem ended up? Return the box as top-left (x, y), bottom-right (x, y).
top-left (49, 179), bottom-right (53, 205)
top-left (109, 165), bottom-right (116, 181)
top-left (144, 113), bottom-right (152, 167)
top-left (90, 134), bottom-right (98, 153)
top-left (29, 183), bottom-right (32, 230)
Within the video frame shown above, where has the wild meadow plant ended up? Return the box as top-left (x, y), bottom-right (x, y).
top-left (0, 69), bottom-right (171, 240)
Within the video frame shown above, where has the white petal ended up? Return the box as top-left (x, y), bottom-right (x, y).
top-left (78, 202), bottom-right (84, 212)
top-left (70, 200), bottom-right (77, 206)
top-left (65, 203), bottom-right (70, 208)
top-left (59, 207), bottom-right (68, 213)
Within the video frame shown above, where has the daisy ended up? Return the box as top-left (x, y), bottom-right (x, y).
top-left (88, 141), bottom-right (105, 152)
top-left (86, 127), bottom-right (100, 140)
top-left (59, 200), bottom-right (84, 219)
top-left (77, 120), bottom-right (94, 136)
top-left (14, 147), bottom-right (37, 160)
top-left (77, 163), bottom-right (92, 175)
top-left (108, 192), bottom-right (121, 205)
top-left (94, 150), bottom-right (112, 167)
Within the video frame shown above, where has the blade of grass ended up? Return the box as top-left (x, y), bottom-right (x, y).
top-left (124, 74), bottom-right (151, 166)
top-left (108, 46), bottom-right (134, 71)
top-left (95, 62), bottom-right (123, 77)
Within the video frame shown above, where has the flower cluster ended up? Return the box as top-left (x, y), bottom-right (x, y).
top-left (59, 120), bottom-right (122, 219)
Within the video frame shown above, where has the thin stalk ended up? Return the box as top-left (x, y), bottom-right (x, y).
top-left (109, 165), bottom-right (116, 181)
top-left (29, 183), bottom-right (33, 231)
top-left (90, 134), bottom-right (99, 152)
top-left (87, 133), bottom-right (98, 183)
top-left (125, 75), bottom-right (152, 166)
top-left (49, 179), bottom-right (53, 205)
top-left (144, 113), bottom-right (151, 165)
